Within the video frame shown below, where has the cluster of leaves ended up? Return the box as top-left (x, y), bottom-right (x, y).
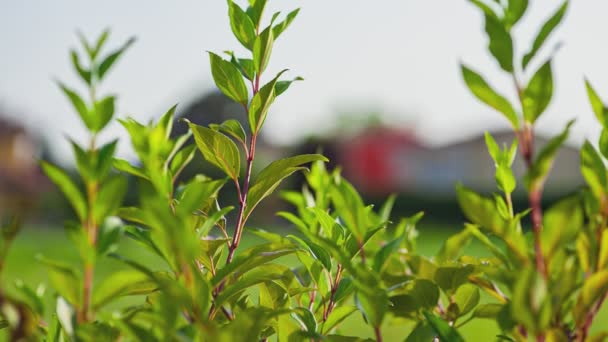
top-left (457, 0), bottom-right (608, 341)
top-left (3, 0), bottom-right (608, 341)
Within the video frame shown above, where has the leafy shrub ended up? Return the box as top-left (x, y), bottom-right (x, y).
top-left (1, 0), bottom-right (607, 341)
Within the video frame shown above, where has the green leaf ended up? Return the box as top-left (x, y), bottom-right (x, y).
top-left (372, 236), bottom-right (403, 273)
top-left (97, 37), bottom-right (135, 81)
top-left (599, 129), bottom-right (608, 160)
top-left (276, 77), bottom-right (304, 96)
top-left (472, 303), bottom-right (503, 319)
top-left (92, 270), bottom-right (156, 309)
top-left (585, 78), bottom-right (608, 128)
top-left (92, 95), bottom-right (115, 132)
top-left (93, 175), bottom-right (127, 223)
top-left (456, 184), bottom-right (506, 236)
top-left (461, 65), bottom-right (518, 128)
top-left (253, 26), bottom-right (274, 74)
top-left (505, 0), bottom-right (528, 28)
top-left (541, 194), bottom-right (583, 260)
top-left (215, 264), bottom-right (291, 308)
top-left (228, 0), bottom-right (256, 50)
top-left (198, 206), bottom-right (234, 238)
top-left (70, 50), bottom-right (91, 85)
top-left (246, 0), bottom-right (267, 29)
top-left (354, 289), bottom-right (388, 328)
top-left (389, 279), bottom-right (440, 317)
top-left (525, 120), bottom-right (573, 191)
top-left (189, 122), bottom-right (241, 181)
top-left (574, 270), bottom-right (608, 326)
top-left (423, 311), bottom-right (465, 342)
top-left (169, 144), bottom-right (196, 177)
top-left (245, 154), bottom-right (327, 221)
top-left (434, 265), bottom-right (475, 295)
top-left (41, 161), bottom-right (87, 222)
top-left (114, 159), bottom-right (148, 179)
top-left (272, 9), bottom-right (300, 40)
top-left (210, 119), bottom-right (247, 147)
top-left (321, 306), bottom-right (357, 334)
top-left (97, 217), bottom-right (124, 257)
top-left (293, 307), bottom-right (317, 333)
top-left (38, 257), bottom-right (81, 306)
top-left (288, 235), bottom-right (332, 271)
top-left (484, 14), bottom-right (514, 72)
top-left (453, 284), bottom-right (480, 317)
top-left (91, 29), bottom-right (110, 60)
top-left (249, 70), bottom-right (287, 134)
top-left (511, 266), bottom-right (551, 332)
top-left (581, 141), bottom-right (607, 200)
top-left (211, 242), bottom-right (299, 287)
top-left (405, 321), bottom-right (435, 342)
top-left (522, 1), bottom-right (568, 69)
top-left (436, 228), bottom-right (472, 263)
top-left (208, 52), bottom-right (249, 106)
top-left (522, 60), bottom-right (553, 123)
top-left (57, 82), bottom-right (94, 131)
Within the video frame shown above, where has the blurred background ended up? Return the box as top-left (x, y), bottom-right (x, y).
top-left (1, 0), bottom-right (607, 227)
top-left (4, 2), bottom-right (608, 338)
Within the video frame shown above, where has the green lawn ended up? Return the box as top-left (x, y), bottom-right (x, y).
top-left (2, 225), bottom-right (607, 340)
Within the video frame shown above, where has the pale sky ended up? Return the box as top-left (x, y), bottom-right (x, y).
top-left (1, 1), bottom-right (607, 163)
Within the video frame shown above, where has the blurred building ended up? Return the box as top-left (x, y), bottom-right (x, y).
top-left (298, 125), bottom-right (583, 198)
top-left (0, 116), bottom-right (48, 216)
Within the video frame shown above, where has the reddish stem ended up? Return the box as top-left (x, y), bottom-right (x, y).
top-left (226, 133), bottom-right (257, 264)
top-left (374, 326), bottom-right (383, 342)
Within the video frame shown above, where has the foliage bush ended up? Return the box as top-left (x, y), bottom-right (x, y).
top-left (1, 0), bottom-right (607, 341)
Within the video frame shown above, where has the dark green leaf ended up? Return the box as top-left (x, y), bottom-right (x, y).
top-left (522, 1), bottom-right (568, 69)
top-left (253, 26), bottom-right (274, 74)
top-left (505, 0), bottom-right (528, 28)
top-left (246, 0), bottom-right (267, 29)
top-left (522, 60), bottom-right (553, 123)
top-left (98, 37), bottom-right (135, 80)
top-left (208, 52), bottom-right (249, 106)
top-left (461, 65), bottom-right (518, 127)
top-left (189, 122), bottom-right (241, 181)
top-left (453, 284), bottom-right (480, 317)
top-left (423, 311), bottom-right (465, 342)
top-left (169, 144), bottom-right (196, 177)
top-left (585, 78), bottom-right (608, 128)
top-left (228, 0), bottom-right (256, 50)
top-left (209, 119), bottom-right (247, 146)
top-left (581, 141), bottom-right (606, 200)
top-left (405, 321), bottom-right (435, 342)
top-left (57, 82), bottom-right (94, 131)
top-left (92, 95), bottom-right (115, 132)
top-left (70, 50), bottom-right (91, 85)
top-left (484, 14), bottom-right (514, 72)
top-left (272, 9), bottom-right (300, 40)
top-left (249, 70), bottom-right (286, 133)
top-left (473, 303), bottom-right (504, 319)
top-left (525, 120), bottom-right (573, 191)
top-left (373, 236), bottom-right (403, 273)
